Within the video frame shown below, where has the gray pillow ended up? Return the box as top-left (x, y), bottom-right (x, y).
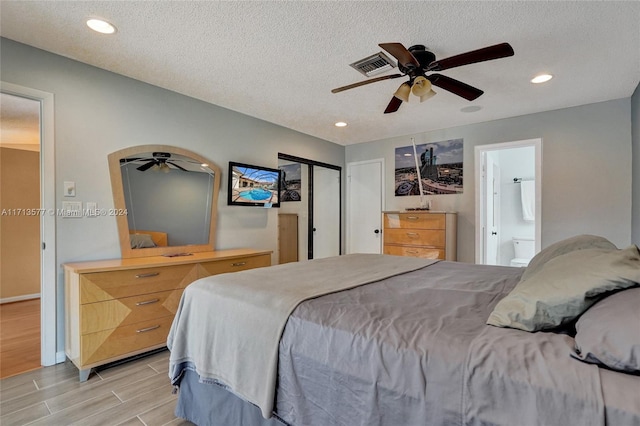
top-left (130, 233), bottom-right (157, 249)
top-left (571, 286), bottom-right (640, 373)
top-left (487, 245), bottom-right (640, 331)
top-left (521, 234), bottom-right (617, 282)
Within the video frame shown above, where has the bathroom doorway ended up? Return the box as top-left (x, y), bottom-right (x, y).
top-left (475, 139), bottom-right (542, 266)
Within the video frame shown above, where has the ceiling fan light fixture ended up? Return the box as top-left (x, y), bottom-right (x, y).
top-left (160, 163), bottom-right (171, 173)
top-left (394, 83), bottom-right (411, 103)
top-left (411, 76), bottom-right (432, 97)
top-left (531, 74), bottom-right (553, 84)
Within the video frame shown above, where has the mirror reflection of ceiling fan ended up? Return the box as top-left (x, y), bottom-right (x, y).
top-left (120, 152), bottom-right (189, 172)
top-left (332, 42), bottom-right (514, 113)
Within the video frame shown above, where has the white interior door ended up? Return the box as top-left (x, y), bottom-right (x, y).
top-left (484, 155), bottom-right (500, 265)
top-left (347, 159), bottom-right (383, 254)
top-left (312, 167), bottom-right (340, 258)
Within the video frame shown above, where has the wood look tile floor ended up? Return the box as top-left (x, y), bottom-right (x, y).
top-left (0, 349), bottom-right (194, 426)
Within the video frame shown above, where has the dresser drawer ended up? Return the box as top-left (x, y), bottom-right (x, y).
top-left (384, 213), bottom-right (445, 230)
top-left (383, 245), bottom-right (444, 259)
top-left (80, 264), bottom-right (197, 304)
top-left (200, 254), bottom-right (271, 277)
top-left (80, 289), bottom-right (183, 334)
top-left (383, 229), bottom-right (445, 247)
top-left (81, 316), bottom-right (173, 366)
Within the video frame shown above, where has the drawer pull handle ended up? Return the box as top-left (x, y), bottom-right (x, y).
top-left (406, 250), bottom-right (419, 254)
top-left (406, 216), bottom-right (419, 220)
top-left (136, 325), bottom-right (160, 333)
top-left (231, 262), bottom-right (247, 267)
top-left (406, 232), bottom-right (419, 237)
top-left (135, 272), bottom-right (159, 279)
top-left (136, 299), bottom-right (159, 306)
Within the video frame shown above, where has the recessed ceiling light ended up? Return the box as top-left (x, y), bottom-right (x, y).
top-left (335, 121), bottom-right (347, 127)
top-left (86, 18), bottom-right (117, 34)
top-left (531, 74), bottom-right (553, 84)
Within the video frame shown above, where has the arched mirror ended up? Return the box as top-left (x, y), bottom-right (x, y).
top-left (108, 145), bottom-right (220, 258)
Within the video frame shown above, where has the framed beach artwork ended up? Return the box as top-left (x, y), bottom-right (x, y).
top-left (395, 138), bottom-right (464, 196)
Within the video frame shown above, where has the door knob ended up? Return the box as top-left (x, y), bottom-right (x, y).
top-left (491, 231), bottom-right (497, 235)
top-left (313, 228), bottom-right (317, 232)
top-left (374, 229), bottom-right (380, 234)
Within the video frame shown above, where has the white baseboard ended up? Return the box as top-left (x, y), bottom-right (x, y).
top-left (0, 293), bottom-right (40, 304)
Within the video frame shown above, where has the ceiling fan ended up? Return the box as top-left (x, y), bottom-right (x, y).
top-left (332, 42), bottom-right (514, 113)
top-left (120, 152), bottom-right (189, 172)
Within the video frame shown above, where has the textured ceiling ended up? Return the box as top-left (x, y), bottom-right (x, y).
top-left (0, 92), bottom-right (40, 151)
top-left (1, 1), bottom-right (638, 146)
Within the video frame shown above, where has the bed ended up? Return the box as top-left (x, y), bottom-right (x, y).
top-left (167, 236), bottom-right (640, 426)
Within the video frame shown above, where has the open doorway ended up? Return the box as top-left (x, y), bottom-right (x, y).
top-left (1, 82), bottom-right (57, 375)
top-left (0, 92), bottom-right (42, 377)
top-left (475, 139), bottom-right (542, 266)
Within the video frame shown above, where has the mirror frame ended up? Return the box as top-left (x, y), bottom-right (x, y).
top-left (108, 144), bottom-right (221, 258)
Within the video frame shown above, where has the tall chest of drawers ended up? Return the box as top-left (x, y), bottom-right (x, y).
top-left (383, 211), bottom-right (457, 260)
top-left (64, 248), bottom-right (271, 381)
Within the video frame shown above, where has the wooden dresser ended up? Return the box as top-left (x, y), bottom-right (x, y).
top-left (383, 211), bottom-right (457, 260)
top-left (64, 248), bottom-right (271, 381)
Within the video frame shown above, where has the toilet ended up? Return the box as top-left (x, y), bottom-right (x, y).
top-left (510, 237), bottom-right (535, 267)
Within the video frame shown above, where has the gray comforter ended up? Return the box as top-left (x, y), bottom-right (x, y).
top-left (171, 257), bottom-right (640, 426)
top-left (168, 254), bottom-right (436, 418)
top-left (275, 261), bottom-right (639, 426)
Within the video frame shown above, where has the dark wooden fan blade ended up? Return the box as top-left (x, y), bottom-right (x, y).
top-left (427, 43), bottom-right (514, 72)
top-left (384, 96), bottom-right (403, 114)
top-left (136, 160), bottom-right (157, 172)
top-left (379, 43), bottom-right (421, 69)
top-left (331, 74), bottom-right (403, 93)
top-left (169, 161), bottom-right (188, 172)
top-left (427, 74), bottom-right (484, 101)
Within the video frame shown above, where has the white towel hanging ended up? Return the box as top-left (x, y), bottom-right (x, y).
top-left (520, 180), bottom-right (535, 221)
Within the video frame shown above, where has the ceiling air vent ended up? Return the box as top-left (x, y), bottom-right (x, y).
top-left (350, 52), bottom-right (396, 77)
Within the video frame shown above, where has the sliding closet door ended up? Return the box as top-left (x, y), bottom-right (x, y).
top-left (312, 166), bottom-right (340, 259)
top-left (279, 153), bottom-right (342, 261)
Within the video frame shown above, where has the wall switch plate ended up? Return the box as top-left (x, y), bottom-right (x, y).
top-left (64, 181), bottom-right (76, 197)
top-left (61, 201), bottom-right (82, 218)
top-left (85, 202), bottom-right (98, 217)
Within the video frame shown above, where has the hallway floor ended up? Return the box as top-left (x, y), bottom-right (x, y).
top-left (1, 299), bottom-right (41, 379)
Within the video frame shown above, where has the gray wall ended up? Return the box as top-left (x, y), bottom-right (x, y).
top-left (346, 99), bottom-right (633, 263)
top-left (1, 38), bottom-right (344, 353)
top-left (632, 82), bottom-right (640, 246)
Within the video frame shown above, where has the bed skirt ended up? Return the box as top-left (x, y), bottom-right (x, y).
top-left (175, 368), bottom-right (288, 426)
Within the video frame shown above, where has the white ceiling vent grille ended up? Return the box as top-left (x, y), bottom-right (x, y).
top-left (350, 52), bottom-right (396, 77)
